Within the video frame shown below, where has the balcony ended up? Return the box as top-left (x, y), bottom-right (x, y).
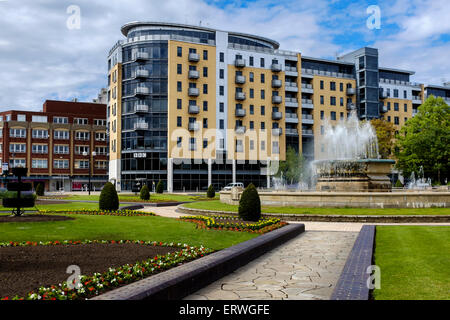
top-left (285, 97), bottom-right (299, 107)
top-left (272, 128), bottom-right (283, 136)
top-left (188, 105), bottom-right (200, 114)
top-left (135, 87), bottom-right (150, 96)
top-left (301, 114), bottom-right (314, 124)
top-left (380, 105), bottom-right (388, 113)
top-left (302, 129), bottom-right (314, 137)
top-left (272, 79), bottom-right (282, 88)
top-left (188, 70), bottom-right (199, 79)
top-left (285, 82), bottom-right (298, 92)
top-left (134, 69), bottom-right (149, 79)
top-left (347, 87), bottom-right (356, 95)
top-left (235, 92), bottom-right (246, 100)
top-left (285, 113), bottom-right (299, 123)
top-left (235, 126), bottom-right (246, 134)
top-left (134, 122), bottom-right (149, 130)
top-left (272, 95), bottom-right (282, 104)
top-left (301, 83), bottom-right (313, 93)
top-left (379, 90), bottom-right (388, 99)
top-left (285, 128), bottom-right (299, 136)
top-left (188, 122), bottom-right (200, 131)
top-left (412, 96), bottom-right (422, 104)
top-left (188, 53), bottom-right (200, 62)
top-left (135, 104), bottom-right (149, 113)
top-left (271, 63), bottom-right (282, 72)
top-left (272, 111), bottom-right (283, 120)
top-left (134, 52), bottom-right (149, 61)
top-left (235, 59), bottom-right (246, 68)
top-left (235, 75), bottom-right (246, 84)
top-left (235, 108), bottom-right (246, 117)
top-left (285, 66), bottom-right (298, 76)
top-left (188, 87), bottom-right (200, 96)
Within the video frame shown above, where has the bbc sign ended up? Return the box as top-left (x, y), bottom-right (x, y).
top-left (133, 153), bottom-right (147, 158)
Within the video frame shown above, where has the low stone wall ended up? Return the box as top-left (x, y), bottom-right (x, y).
top-left (220, 190), bottom-right (450, 209)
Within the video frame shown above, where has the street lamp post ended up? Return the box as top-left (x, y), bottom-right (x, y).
top-left (82, 151), bottom-right (96, 195)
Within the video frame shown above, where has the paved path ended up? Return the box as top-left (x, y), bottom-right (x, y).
top-left (184, 231), bottom-right (359, 300)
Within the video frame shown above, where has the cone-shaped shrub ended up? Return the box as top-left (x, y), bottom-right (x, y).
top-left (395, 179), bottom-right (404, 188)
top-left (207, 185), bottom-right (215, 198)
top-left (140, 185), bottom-right (150, 200)
top-left (99, 182), bottom-right (119, 211)
top-left (35, 183), bottom-right (45, 196)
top-left (156, 180), bottom-right (164, 194)
top-left (238, 183), bottom-right (261, 222)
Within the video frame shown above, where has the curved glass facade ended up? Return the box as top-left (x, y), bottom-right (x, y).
top-left (120, 41), bottom-right (169, 190)
top-left (127, 29), bottom-right (215, 44)
top-left (228, 35), bottom-right (273, 49)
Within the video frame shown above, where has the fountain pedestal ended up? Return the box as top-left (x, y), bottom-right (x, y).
top-left (314, 159), bottom-right (395, 192)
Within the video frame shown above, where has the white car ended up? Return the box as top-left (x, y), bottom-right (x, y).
top-left (223, 182), bottom-right (244, 191)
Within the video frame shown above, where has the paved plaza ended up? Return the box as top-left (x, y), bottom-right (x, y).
top-left (184, 231), bottom-right (358, 300)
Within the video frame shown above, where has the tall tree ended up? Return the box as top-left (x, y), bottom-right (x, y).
top-left (276, 146), bottom-right (305, 184)
top-left (370, 119), bottom-right (395, 159)
top-left (394, 96), bottom-right (449, 184)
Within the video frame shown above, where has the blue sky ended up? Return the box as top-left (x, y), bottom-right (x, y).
top-left (0, 0), bottom-right (449, 110)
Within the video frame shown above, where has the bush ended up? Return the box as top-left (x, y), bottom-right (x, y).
top-left (395, 179), bottom-right (404, 188)
top-left (206, 185), bottom-right (215, 198)
top-left (238, 183), bottom-right (261, 222)
top-left (156, 180), bottom-right (164, 194)
top-left (99, 182), bottom-right (119, 211)
top-left (140, 185), bottom-right (150, 200)
top-left (36, 183), bottom-right (45, 196)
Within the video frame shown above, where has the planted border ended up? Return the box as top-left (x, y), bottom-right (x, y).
top-left (180, 215), bottom-right (287, 234)
top-left (0, 240), bottom-right (212, 300)
top-left (37, 209), bottom-right (155, 217)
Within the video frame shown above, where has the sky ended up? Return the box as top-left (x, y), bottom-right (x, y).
top-left (0, 0), bottom-right (449, 111)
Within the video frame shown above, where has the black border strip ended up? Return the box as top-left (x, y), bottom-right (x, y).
top-left (92, 223), bottom-right (305, 300)
top-left (330, 225), bottom-right (376, 300)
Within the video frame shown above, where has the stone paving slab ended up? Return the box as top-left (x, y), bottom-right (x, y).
top-left (184, 231), bottom-right (358, 300)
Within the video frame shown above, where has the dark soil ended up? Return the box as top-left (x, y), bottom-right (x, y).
top-left (0, 215), bottom-right (75, 223)
top-left (0, 243), bottom-right (179, 298)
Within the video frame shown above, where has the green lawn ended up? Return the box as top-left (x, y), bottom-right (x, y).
top-left (0, 202), bottom-right (100, 212)
top-left (373, 226), bottom-right (450, 300)
top-left (0, 213), bottom-right (256, 250)
top-left (62, 193), bottom-right (217, 202)
top-left (183, 200), bottom-right (450, 216)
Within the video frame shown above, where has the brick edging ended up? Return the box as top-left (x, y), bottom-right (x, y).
top-left (176, 205), bottom-right (450, 223)
top-left (330, 225), bottom-right (376, 300)
top-left (91, 223), bottom-right (305, 300)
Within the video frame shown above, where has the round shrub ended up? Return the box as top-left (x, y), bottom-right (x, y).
top-left (207, 185), bottom-right (215, 198)
top-left (140, 185), bottom-right (150, 200)
top-left (35, 183), bottom-right (45, 196)
top-left (99, 182), bottom-right (119, 211)
top-left (156, 180), bottom-right (164, 194)
top-left (238, 183), bottom-right (261, 222)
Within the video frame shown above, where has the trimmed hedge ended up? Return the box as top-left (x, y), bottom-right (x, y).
top-left (156, 180), bottom-right (164, 194)
top-left (99, 182), bottom-right (119, 211)
top-left (140, 185), bottom-right (150, 200)
top-left (207, 185), bottom-right (215, 198)
top-left (238, 183), bottom-right (261, 222)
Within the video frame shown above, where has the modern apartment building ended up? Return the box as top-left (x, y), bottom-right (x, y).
top-left (107, 22), bottom-right (449, 192)
top-left (0, 100), bottom-right (108, 191)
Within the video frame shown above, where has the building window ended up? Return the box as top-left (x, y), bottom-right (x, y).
top-left (219, 86), bottom-right (224, 96)
top-left (250, 140), bottom-right (254, 150)
top-left (177, 99), bottom-right (182, 110)
top-left (203, 84), bottom-right (208, 94)
top-left (260, 58), bottom-right (265, 68)
top-left (330, 82), bottom-right (336, 91)
top-left (177, 116), bottom-right (182, 127)
top-left (331, 111), bottom-right (337, 121)
top-left (387, 102), bottom-right (391, 110)
top-left (261, 73), bottom-right (265, 84)
top-left (177, 64), bottom-right (182, 74)
top-left (261, 121), bottom-right (265, 130)
top-left (340, 112), bottom-right (344, 120)
top-left (404, 104), bottom-right (408, 112)
top-left (177, 137), bottom-right (182, 148)
top-left (219, 119), bottom-right (224, 129)
top-left (219, 52), bottom-right (224, 62)
top-left (404, 90), bottom-right (407, 99)
top-left (10, 128), bottom-right (26, 138)
top-left (219, 102), bottom-right (224, 112)
top-left (95, 132), bottom-right (106, 141)
top-left (32, 144), bottom-right (48, 154)
top-left (320, 95), bottom-right (324, 105)
top-left (54, 130), bottom-right (69, 140)
top-left (74, 118), bottom-right (88, 125)
top-left (394, 103), bottom-right (399, 111)
top-left (32, 115), bottom-right (47, 123)
top-left (203, 50), bottom-right (208, 60)
top-left (394, 89), bottom-right (399, 98)
top-left (10, 143), bottom-right (26, 153)
top-left (9, 159), bottom-right (26, 168)
top-left (340, 83), bottom-right (344, 92)
top-left (272, 141), bottom-right (279, 154)
top-left (17, 114), bottom-right (26, 122)
top-left (250, 88), bottom-right (254, 99)
top-left (54, 159), bottom-right (69, 169)
top-left (75, 160), bottom-right (89, 169)
top-left (249, 72), bottom-right (254, 82)
top-left (177, 81), bottom-right (182, 92)
top-left (340, 97), bottom-right (344, 106)
top-left (320, 110), bottom-right (324, 120)
top-left (320, 80), bottom-right (324, 90)
top-left (250, 105), bottom-right (254, 115)
top-left (387, 116), bottom-right (391, 122)
top-left (32, 159), bottom-right (48, 169)
top-left (394, 116), bottom-right (399, 125)
top-left (177, 46), bottom-right (182, 57)
top-left (203, 101), bottom-right (208, 111)
top-left (203, 67), bottom-right (208, 77)
top-left (75, 145), bottom-right (90, 155)
top-left (95, 146), bottom-right (107, 155)
top-left (75, 131), bottom-right (90, 141)
top-left (261, 90), bottom-right (265, 99)
top-left (219, 69), bottom-right (224, 79)
top-left (203, 139), bottom-right (208, 149)
top-left (249, 56), bottom-right (254, 66)
top-left (203, 118), bottom-right (208, 128)
top-left (94, 119), bottom-right (106, 126)
top-left (95, 161), bottom-right (108, 169)
top-left (261, 106), bottom-right (265, 116)
top-left (330, 96), bottom-right (336, 106)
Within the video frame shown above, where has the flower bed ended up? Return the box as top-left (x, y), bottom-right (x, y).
top-left (37, 209), bottom-right (155, 217)
top-left (180, 215), bottom-right (287, 234)
top-left (0, 240), bottom-right (212, 300)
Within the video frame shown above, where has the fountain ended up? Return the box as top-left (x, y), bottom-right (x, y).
top-left (407, 166), bottom-right (432, 190)
top-left (313, 112), bottom-right (395, 192)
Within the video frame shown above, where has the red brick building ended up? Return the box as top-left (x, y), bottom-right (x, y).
top-left (0, 100), bottom-right (108, 191)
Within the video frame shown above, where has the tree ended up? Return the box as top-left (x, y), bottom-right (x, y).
top-left (206, 185), bottom-right (215, 198)
top-left (155, 180), bottom-right (164, 194)
top-left (140, 185), bottom-right (150, 200)
top-left (276, 146), bottom-right (305, 184)
top-left (35, 183), bottom-right (45, 196)
top-left (99, 182), bottom-right (119, 211)
top-left (394, 96), bottom-right (449, 184)
top-left (238, 183), bottom-right (261, 222)
top-left (370, 119), bottom-right (395, 159)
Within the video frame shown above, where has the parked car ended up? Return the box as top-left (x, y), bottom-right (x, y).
top-left (223, 182), bottom-right (244, 191)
